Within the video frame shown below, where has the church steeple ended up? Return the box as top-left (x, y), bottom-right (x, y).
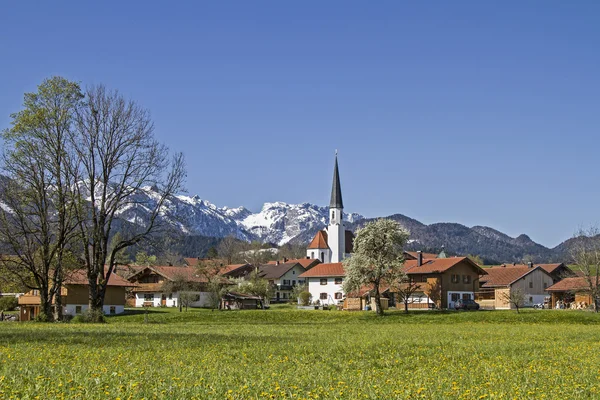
top-left (329, 152), bottom-right (344, 209)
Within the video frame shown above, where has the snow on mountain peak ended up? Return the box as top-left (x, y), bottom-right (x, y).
top-left (116, 187), bottom-right (363, 245)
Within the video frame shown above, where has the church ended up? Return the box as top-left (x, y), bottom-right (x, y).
top-left (306, 153), bottom-right (354, 263)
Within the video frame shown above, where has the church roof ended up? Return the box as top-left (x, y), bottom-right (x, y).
top-left (329, 155), bottom-right (344, 209)
top-left (308, 230), bottom-right (329, 249)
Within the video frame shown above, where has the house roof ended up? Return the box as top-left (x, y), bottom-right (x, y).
top-left (479, 266), bottom-right (550, 288)
top-left (308, 230), bottom-right (329, 250)
top-left (403, 257), bottom-right (487, 275)
top-left (129, 265), bottom-right (209, 283)
top-left (183, 257), bottom-right (199, 267)
top-left (65, 268), bottom-right (136, 287)
top-left (493, 263), bottom-right (568, 275)
top-left (220, 263), bottom-right (253, 276)
top-left (267, 258), bottom-right (320, 269)
top-left (258, 262), bottom-right (305, 279)
top-left (404, 251), bottom-right (439, 260)
top-left (299, 262), bottom-right (344, 278)
top-left (546, 277), bottom-right (593, 292)
top-left (224, 291), bottom-right (263, 300)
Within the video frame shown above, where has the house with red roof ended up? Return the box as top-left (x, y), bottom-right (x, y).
top-left (127, 265), bottom-right (216, 308)
top-left (546, 277), bottom-right (596, 309)
top-left (299, 252), bottom-right (487, 309)
top-left (478, 265), bottom-right (555, 309)
top-left (298, 262), bottom-right (345, 306)
top-left (18, 268), bottom-right (135, 320)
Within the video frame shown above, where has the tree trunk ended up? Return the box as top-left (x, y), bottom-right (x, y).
top-left (53, 288), bottom-right (63, 322)
top-left (88, 278), bottom-right (106, 322)
top-left (374, 284), bottom-right (384, 316)
top-left (39, 294), bottom-right (53, 322)
top-left (404, 300), bottom-right (409, 314)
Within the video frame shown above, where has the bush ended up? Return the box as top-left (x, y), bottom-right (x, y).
top-left (72, 308), bottom-right (106, 323)
top-left (299, 291), bottom-right (312, 306)
top-left (0, 296), bottom-right (18, 311)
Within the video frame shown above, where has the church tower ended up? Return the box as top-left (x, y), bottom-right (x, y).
top-left (327, 152), bottom-right (346, 263)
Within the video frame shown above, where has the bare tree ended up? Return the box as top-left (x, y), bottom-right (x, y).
top-left (343, 219), bottom-right (410, 316)
top-left (197, 259), bottom-right (229, 310)
top-left (217, 236), bottom-right (242, 265)
top-left (394, 276), bottom-right (422, 314)
top-left (570, 227), bottom-right (600, 312)
top-left (0, 77), bottom-right (82, 321)
top-left (500, 288), bottom-right (525, 313)
top-left (70, 84), bottom-right (185, 321)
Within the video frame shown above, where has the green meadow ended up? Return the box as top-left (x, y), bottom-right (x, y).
top-left (1, 306), bottom-right (600, 399)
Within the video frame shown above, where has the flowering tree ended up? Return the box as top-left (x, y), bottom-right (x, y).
top-left (343, 219), bottom-right (410, 316)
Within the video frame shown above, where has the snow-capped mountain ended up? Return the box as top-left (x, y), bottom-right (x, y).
top-left (114, 188), bottom-right (363, 245)
top-left (234, 202), bottom-right (363, 245)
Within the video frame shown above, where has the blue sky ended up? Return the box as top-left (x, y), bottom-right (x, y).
top-left (1, 2), bottom-right (599, 247)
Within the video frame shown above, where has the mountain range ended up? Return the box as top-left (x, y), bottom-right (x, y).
top-left (113, 187), bottom-right (572, 264)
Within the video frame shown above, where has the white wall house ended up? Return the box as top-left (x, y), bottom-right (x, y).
top-left (134, 291), bottom-right (211, 308)
top-left (127, 266), bottom-right (213, 308)
top-left (299, 262), bottom-right (345, 306)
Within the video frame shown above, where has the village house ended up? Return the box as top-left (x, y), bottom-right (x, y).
top-left (257, 261), bottom-right (308, 302)
top-left (491, 262), bottom-right (574, 284)
top-left (126, 265), bottom-right (213, 308)
top-left (18, 268), bottom-right (134, 320)
top-left (477, 264), bottom-right (555, 309)
top-left (298, 262), bottom-right (345, 306)
top-left (398, 254), bottom-right (487, 309)
top-left (545, 277), bottom-right (597, 309)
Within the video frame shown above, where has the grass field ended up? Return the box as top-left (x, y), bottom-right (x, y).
top-left (1, 307), bottom-right (600, 399)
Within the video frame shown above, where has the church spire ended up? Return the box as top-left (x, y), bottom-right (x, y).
top-left (329, 151), bottom-right (343, 209)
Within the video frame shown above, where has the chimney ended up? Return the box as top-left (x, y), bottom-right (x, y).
top-left (283, 257), bottom-right (288, 263)
top-left (417, 251), bottom-right (423, 267)
top-left (528, 262), bottom-right (533, 268)
top-left (276, 260), bottom-right (280, 266)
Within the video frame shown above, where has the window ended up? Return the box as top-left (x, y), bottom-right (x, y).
top-left (543, 282), bottom-right (547, 289)
top-left (463, 275), bottom-right (471, 284)
top-left (462, 293), bottom-right (471, 300)
top-left (335, 292), bottom-right (342, 300)
top-left (529, 281), bottom-right (533, 289)
top-left (334, 278), bottom-right (343, 285)
top-left (320, 293), bottom-right (327, 300)
top-left (282, 293), bottom-right (287, 299)
top-left (144, 294), bottom-right (154, 301)
top-left (283, 280), bottom-right (291, 285)
top-left (75, 306), bottom-right (82, 314)
top-left (332, 211), bottom-right (335, 220)
top-left (168, 293), bottom-right (172, 300)
top-left (320, 279), bottom-right (328, 285)
top-left (292, 280), bottom-right (296, 285)
top-left (298, 280), bottom-right (305, 285)
top-left (421, 276), bottom-right (428, 283)
top-left (451, 274), bottom-right (460, 283)
top-left (320, 252), bottom-right (325, 262)
top-left (451, 293), bottom-right (460, 302)
top-left (109, 306), bottom-right (116, 315)
top-left (529, 297), bottom-right (533, 303)
top-left (311, 252), bottom-right (315, 259)
top-left (292, 270), bottom-right (295, 275)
